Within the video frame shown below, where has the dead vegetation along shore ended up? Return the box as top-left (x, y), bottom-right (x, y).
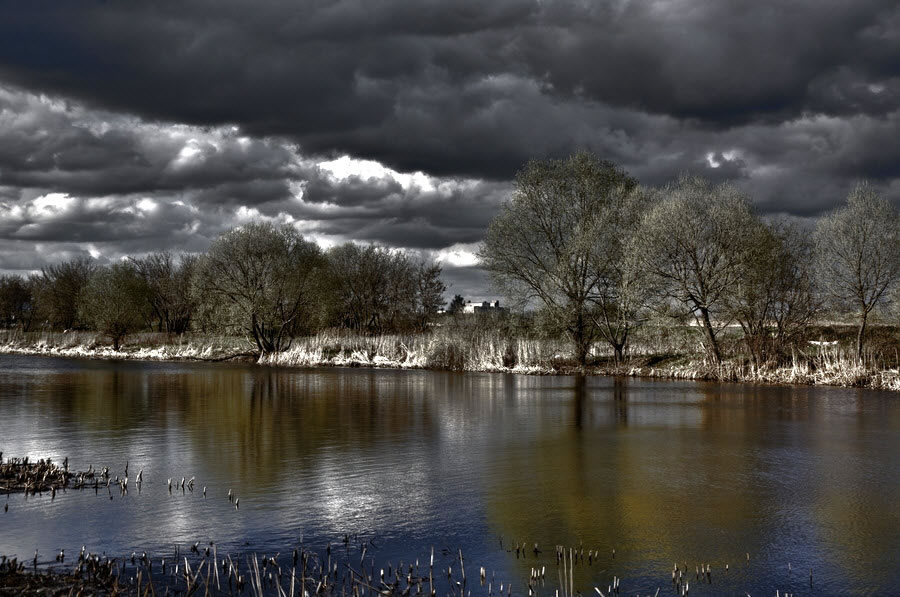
top-left (0, 328), bottom-right (898, 391)
top-left (0, 536), bottom-right (811, 597)
top-left (0, 453), bottom-right (124, 499)
top-left (0, 561), bottom-right (124, 596)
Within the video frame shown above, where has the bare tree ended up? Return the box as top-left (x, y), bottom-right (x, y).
top-left (479, 152), bottom-right (637, 366)
top-left (324, 244), bottom-right (444, 333)
top-left (413, 261), bottom-right (446, 331)
top-left (589, 186), bottom-right (655, 364)
top-left (35, 257), bottom-right (97, 330)
top-left (131, 252), bottom-right (197, 334)
top-left (0, 275), bottom-right (35, 330)
top-left (326, 244), bottom-right (402, 333)
top-left (78, 262), bottom-right (150, 350)
top-left (194, 223), bottom-right (323, 354)
top-left (726, 220), bottom-right (818, 365)
top-left (629, 175), bottom-right (762, 364)
top-left (814, 183), bottom-right (900, 360)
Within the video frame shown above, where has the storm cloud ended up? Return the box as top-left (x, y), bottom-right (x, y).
top-left (0, 0), bottom-right (898, 298)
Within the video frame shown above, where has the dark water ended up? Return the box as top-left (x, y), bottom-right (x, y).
top-left (1, 355), bottom-right (898, 596)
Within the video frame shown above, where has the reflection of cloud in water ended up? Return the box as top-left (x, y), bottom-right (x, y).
top-left (292, 447), bottom-right (435, 534)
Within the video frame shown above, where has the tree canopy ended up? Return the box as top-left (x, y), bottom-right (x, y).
top-left (194, 222), bottom-right (324, 354)
top-left (79, 262), bottom-right (149, 350)
top-left (479, 151), bottom-right (638, 365)
top-left (629, 175), bottom-right (762, 364)
top-left (815, 183), bottom-right (900, 360)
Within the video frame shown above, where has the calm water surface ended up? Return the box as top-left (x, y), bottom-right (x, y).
top-left (0, 355), bottom-right (898, 596)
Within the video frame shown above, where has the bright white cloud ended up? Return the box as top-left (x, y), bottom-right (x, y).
top-left (433, 242), bottom-right (482, 267)
top-left (31, 193), bottom-right (78, 216)
top-left (319, 155), bottom-right (390, 180)
top-left (136, 198), bottom-right (157, 213)
top-left (318, 154), bottom-right (441, 193)
top-left (171, 139), bottom-right (203, 169)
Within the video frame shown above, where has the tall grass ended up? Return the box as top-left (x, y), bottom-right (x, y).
top-left (0, 329), bottom-right (247, 361)
top-left (261, 328), bottom-right (570, 373)
top-left (261, 327), bottom-right (900, 390)
top-left (1, 324), bottom-right (898, 390)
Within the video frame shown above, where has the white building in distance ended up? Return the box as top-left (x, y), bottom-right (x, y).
top-left (462, 300), bottom-right (506, 314)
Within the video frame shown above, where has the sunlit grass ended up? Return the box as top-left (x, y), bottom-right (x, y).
top-left (1, 324), bottom-right (897, 390)
top-left (262, 328), bottom-right (569, 373)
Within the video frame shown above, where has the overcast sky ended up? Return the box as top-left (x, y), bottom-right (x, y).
top-left (1, 0), bottom-right (899, 299)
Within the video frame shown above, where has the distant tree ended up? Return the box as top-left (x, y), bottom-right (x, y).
top-left (629, 175), bottom-right (762, 364)
top-left (725, 220), bottom-right (818, 365)
top-left (479, 152), bottom-right (637, 366)
top-left (79, 262), bottom-right (150, 350)
top-left (194, 223), bottom-right (323, 354)
top-left (35, 257), bottom-right (97, 330)
top-left (324, 243), bottom-right (435, 333)
top-left (0, 275), bottom-right (35, 330)
top-left (814, 183), bottom-right (900, 360)
top-left (447, 294), bottom-right (466, 314)
top-left (131, 252), bottom-right (197, 334)
top-left (413, 261), bottom-right (446, 331)
top-left (327, 244), bottom-right (395, 332)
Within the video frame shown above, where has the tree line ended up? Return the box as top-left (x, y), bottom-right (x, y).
top-left (480, 152), bottom-right (900, 366)
top-left (2, 152), bottom-right (897, 366)
top-left (0, 223), bottom-right (445, 353)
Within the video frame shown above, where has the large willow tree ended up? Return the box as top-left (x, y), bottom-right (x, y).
top-left (479, 152), bottom-right (638, 366)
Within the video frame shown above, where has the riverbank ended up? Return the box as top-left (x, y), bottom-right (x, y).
top-left (1, 328), bottom-right (898, 391)
top-left (0, 569), bottom-right (122, 596)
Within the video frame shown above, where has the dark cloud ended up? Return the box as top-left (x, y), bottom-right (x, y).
top-left (0, 0), bottom-right (899, 297)
top-left (290, 165), bottom-right (508, 248)
top-left (303, 172), bottom-right (404, 207)
top-left (438, 265), bottom-right (493, 302)
top-left (0, 86), bottom-right (509, 286)
top-left (0, 88), bottom-right (302, 197)
top-left (0, 1), bottom-right (898, 179)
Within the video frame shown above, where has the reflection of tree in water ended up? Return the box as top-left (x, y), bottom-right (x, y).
top-left (175, 368), bottom-right (441, 485)
top-left (572, 374), bottom-right (586, 429)
top-left (807, 393), bottom-right (900, 593)
top-left (4, 365), bottom-right (156, 433)
top-left (696, 382), bottom-right (816, 433)
top-left (14, 365), bottom-right (440, 486)
top-left (484, 376), bottom-right (782, 585)
top-left (7, 362), bottom-right (899, 591)
top-left (571, 376), bottom-right (628, 430)
top-left (611, 376), bottom-right (628, 425)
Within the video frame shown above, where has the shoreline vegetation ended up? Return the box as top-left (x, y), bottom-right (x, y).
top-left (2, 326), bottom-right (898, 391)
top-left (0, 532), bottom-right (793, 597)
top-left (1, 156), bottom-right (899, 395)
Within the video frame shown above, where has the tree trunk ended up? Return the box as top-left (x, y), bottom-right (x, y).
top-left (251, 312), bottom-right (266, 355)
top-left (612, 342), bottom-right (625, 366)
top-left (574, 339), bottom-right (589, 367)
top-left (856, 310), bottom-right (868, 363)
top-left (699, 307), bottom-right (722, 365)
top-left (571, 312), bottom-right (590, 367)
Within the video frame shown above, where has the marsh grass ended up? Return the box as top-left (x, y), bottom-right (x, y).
top-left (1, 323), bottom-right (897, 390)
top-left (0, 329), bottom-right (248, 361)
top-left (262, 328), bottom-right (570, 373)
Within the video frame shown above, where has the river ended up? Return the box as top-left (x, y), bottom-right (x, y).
top-left (0, 355), bottom-right (898, 595)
